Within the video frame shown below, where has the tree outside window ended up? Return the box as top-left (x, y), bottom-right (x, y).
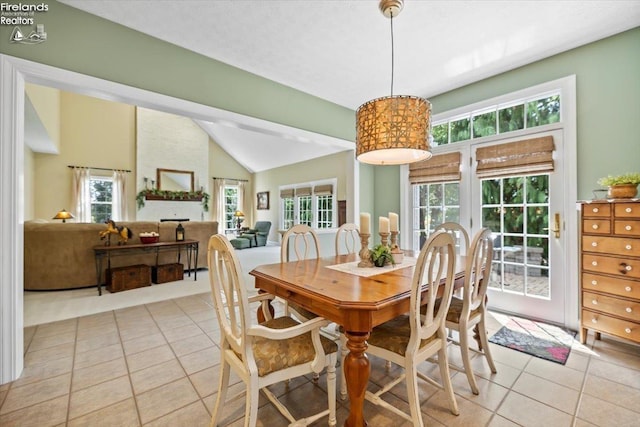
top-left (90, 177), bottom-right (112, 223)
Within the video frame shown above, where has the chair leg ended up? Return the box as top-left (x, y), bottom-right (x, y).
top-left (210, 361), bottom-right (230, 427)
top-left (405, 364), bottom-right (425, 427)
top-left (245, 378), bottom-right (260, 427)
top-left (459, 327), bottom-right (480, 395)
top-left (477, 318), bottom-right (497, 373)
top-left (339, 333), bottom-right (348, 400)
top-left (327, 360), bottom-right (337, 427)
top-left (437, 346), bottom-right (460, 416)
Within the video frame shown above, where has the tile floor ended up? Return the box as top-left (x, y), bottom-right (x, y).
top-left (2, 291), bottom-right (639, 426)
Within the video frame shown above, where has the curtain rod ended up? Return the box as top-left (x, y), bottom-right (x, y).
top-left (68, 165), bottom-right (131, 173)
top-left (212, 176), bottom-right (249, 182)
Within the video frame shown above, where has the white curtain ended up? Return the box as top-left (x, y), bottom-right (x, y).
top-left (212, 178), bottom-right (226, 230)
top-left (238, 180), bottom-right (246, 225)
top-left (72, 168), bottom-right (91, 223)
top-left (111, 170), bottom-right (128, 221)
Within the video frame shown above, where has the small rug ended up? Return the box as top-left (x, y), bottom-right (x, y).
top-left (489, 316), bottom-right (577, 365)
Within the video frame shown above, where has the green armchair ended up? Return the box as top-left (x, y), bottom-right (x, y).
top-left (240, 221), bottom-right (271, 247)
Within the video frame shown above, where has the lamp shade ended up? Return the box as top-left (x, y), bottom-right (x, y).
top-left (356, 95), bottom-right (432, 165)
top-left (234, 210), bottom-right (245, 218)
top-left (52, 209), bottom-right (74, 223)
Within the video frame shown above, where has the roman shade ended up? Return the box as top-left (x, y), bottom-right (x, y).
top-left (280, 189), bottom-right (294, 199)
top-left (475, 136), bottom-right (555, 178)
top-left (313, 184), bottom-right (333, 196)
top-left (295, 187), bottom-right (312, 197)
top-left (409, 152), bottom-right (462, 184)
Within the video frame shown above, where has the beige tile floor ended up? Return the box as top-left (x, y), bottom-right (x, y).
top-left (2, 292), bottom-right (639, 426)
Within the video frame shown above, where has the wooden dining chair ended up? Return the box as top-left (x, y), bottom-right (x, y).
top-left (207, 234), bottom-right (338, 427)
top-left (434, 221), bottom-right (470, 255)
top-left (364, 231), bottom-right (459, 425)
top-left (443, 227), bottom-right (497, 395)
top-left (334, 222), bottom-right (359, 255)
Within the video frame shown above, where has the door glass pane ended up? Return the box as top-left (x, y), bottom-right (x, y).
top-left (482, 179), bottom-right (500, 204)
top-left (412, 182), bottom-right (460, 251)
top-left (503, 177), bottom-right (524, 204)
top-left (526, 175), bottom-right (549, 203)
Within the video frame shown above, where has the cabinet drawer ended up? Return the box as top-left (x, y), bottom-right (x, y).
top-left (582, 254), bottom-right (640, 279)
top-left (614, 220), bottom-right (640, 237)
top-left (582, 236), bottom-right (640, 256)
top-left (615, 203), bottom-right (640, 218)
top-left (583, 203), bottom-right (611, 217)
top-left (583, 291), bottom-right (640, 322)
top-left (583, 219), bottom-right (610, 234)
top-left (583, 273), bottom-right (640, 299)
top-left (581, 309), bottom-right (640, 343)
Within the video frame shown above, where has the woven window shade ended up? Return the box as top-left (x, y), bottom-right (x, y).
top-left (409, 152), bottom-right (461, 184)
top-left (476, 136), bottom-right (555, 178)
top-left (295, 187), bottom-right (312, 197)
top-left (313, 184), bottom-right (333, 196)
top-left (280, 189), bottom-right (294, 199)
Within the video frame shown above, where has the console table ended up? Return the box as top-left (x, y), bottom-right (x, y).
top-left (93, 239), bottom-right (198, 295)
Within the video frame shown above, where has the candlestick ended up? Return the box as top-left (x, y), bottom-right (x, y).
top-left (357, 233), bottom-right (374, 267)
top-left (390, 230), bottom-right (399, 249)
top-left (389, 212), bottom-right (398, 232)
top-left (360, 213), bottom-right (371, 235)
top-left (379, 231), bottom-right (390, 247)
top-left (379, 216), bottom-right (390, 234)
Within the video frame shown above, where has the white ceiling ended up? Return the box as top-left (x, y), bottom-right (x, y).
top-left (58, 0), bottom-right (640, 172)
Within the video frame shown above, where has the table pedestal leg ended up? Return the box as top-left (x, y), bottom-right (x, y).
top-left (344, 331), bottom-right (370, 427)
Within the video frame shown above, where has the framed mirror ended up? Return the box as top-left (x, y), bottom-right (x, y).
top-left (157, 168), bottom-right (194, 192)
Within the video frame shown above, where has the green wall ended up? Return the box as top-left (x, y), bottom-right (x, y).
top-left (0, 1), bottom-right (355, 142)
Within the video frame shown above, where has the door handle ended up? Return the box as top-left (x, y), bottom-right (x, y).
top-left (544, 213), bottom-right (561, 238)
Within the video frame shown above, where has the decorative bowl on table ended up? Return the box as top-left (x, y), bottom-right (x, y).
top-left (139, 232), bottom-right (159, 244)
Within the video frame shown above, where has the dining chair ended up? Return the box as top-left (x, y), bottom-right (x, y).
top-left (207, 234), bottom-right (338, 427)
top-left (334, 222), bottom-right (359, 255)
top-left (434, 221), bottom-right (470, 255)
top-left (443, 227), bottom-right (497, 395)
top-left (364, 231), bottom-right (460, 425)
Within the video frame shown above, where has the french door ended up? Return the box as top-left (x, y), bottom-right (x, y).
top-left (471, 130), bottom-right (566, 324)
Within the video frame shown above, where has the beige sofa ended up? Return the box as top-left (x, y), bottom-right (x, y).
top-left (24, 220), bottom-right (218, 291)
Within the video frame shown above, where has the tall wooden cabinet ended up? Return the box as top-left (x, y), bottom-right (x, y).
top-left (580, 200), bottom-right (640, 344)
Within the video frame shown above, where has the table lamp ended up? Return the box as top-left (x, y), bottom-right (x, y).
top-left (52, 209), bottom-right (74, 223)
top-left (233, 210), bottom-right (245, 229)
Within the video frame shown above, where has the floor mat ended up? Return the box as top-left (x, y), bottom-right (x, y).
top-left (489, 316), bottom-right (576, 365)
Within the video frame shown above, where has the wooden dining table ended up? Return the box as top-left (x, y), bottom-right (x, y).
top-left (250, 253), bottom-right (466, 427)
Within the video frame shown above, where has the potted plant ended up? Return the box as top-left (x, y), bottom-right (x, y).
top-left (370, 244), bottom-right (395, 267)
top-left (597, 173), bottom-right (640, 199)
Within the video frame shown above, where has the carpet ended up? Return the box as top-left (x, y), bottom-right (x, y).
top-left (489, 316), bottom-right (577, 365)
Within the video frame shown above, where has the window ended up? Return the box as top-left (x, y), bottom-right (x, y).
top-left (432, 92), bottom-right (561, 146)
top-left (224, 185), bottom-right (239, 229)
top-left (90, 177), bottom-right (113, 223)
top-left (412, 182), bottom-right (460, 249)
top-left (279, 179), bottom-right (336, 229)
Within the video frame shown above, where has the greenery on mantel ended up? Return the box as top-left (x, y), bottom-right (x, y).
top-left (136, 189), bottom-right (210, 211)
top-left (597, 172), bottom-right (640, 187)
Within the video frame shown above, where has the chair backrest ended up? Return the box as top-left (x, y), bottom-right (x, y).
top-left (462, 227), bottom-right (494, 315)
top-left (281, 224), bottom-right (321, 262)
top-left (434, 222), bottom-right (470, 255)
top-left (409, 231), bottom-right (456, 351)
top-left (254, 221), bottom-right (271, 234)
top-left (335, 223), bottom-right (360, 255)
top-left (207, 234), bottom-right (249, 357)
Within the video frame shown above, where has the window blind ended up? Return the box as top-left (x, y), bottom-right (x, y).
top-left (475, 136), bottom-right (554, 178)
top-left (409, 152), bottom-right (462, 184)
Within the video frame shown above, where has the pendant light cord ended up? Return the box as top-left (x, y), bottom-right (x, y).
top-left (390, 11), bottom-right (395, 96)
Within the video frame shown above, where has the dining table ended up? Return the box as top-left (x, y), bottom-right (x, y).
top-left (249, 252), bottom-right (467, 427)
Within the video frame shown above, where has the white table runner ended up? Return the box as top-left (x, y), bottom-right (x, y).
top-left (325, 257), bottom-right (417, 277)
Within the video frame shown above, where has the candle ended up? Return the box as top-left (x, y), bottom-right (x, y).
top-left (360, 213), bottom-right (370, 234)
top-left (379, 216), bottom-right (390, 234)
top-left (389, 212), bottom-right (398, 232)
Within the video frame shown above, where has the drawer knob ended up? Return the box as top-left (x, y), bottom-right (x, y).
top-left (626, 245), bottom-right (633, 250)
top-left (593, 208), bottom-right (599, 213)
top-left (591, 299), bottom-right (598, 305)
top-left (625, 328), bottom-right (632, 334)
top-left (625, 225), bottom-right (632, 231)
top-left (626, 286), bottom-right (632, 292)
top-left (626, 207), bottom-right (632, 213)
top-left (592, 224), bottom-right (599, 230)
top-left (591, 318), bottom-right (598, 324)
top-left (625, 265), bottom-right (632, 271)
top-left (592, 261), bottom-right (598, 266)
top-left (592, 242), bottom-right (598, 247)
top-left (591, 280), bottom-right (598, 285)
top-left (626, 307), bottom-right (632, 313)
